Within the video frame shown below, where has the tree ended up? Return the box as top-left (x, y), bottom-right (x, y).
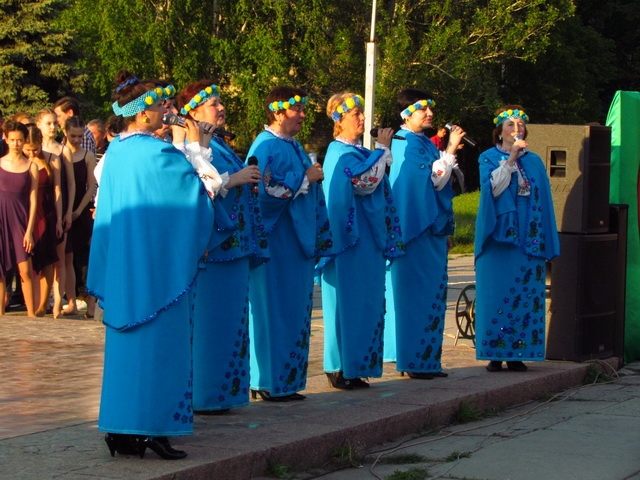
top-left (0, 0), bottom-right (83, 115)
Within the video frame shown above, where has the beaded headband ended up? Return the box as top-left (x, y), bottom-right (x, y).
top-left (331, 95), bottom-right (364, 122)
top-left (112, 84), bottom-right (176, 118)
top-left (180, 85), bottom-right (220, 116)
top-left (400, 99), bottom-right (436, 120)
top-left (268, 95), bottom-right (308, 112)
top-left (493, 108), bottom-right (530, 126)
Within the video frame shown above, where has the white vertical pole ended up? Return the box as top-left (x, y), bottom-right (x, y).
top-left (364, 0), bottom-right (377, 149)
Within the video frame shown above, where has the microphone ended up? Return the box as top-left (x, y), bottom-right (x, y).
top-left (370, 128), bottom-right (405, 141)
top-left (247, 156), bottom-right (259, 195)
top-left (162, 113), bottom-right (236, 141)
top-left (445, 123), bottom-right (478, 148)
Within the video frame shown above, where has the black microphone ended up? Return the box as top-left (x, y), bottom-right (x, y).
top-left (247, 156), bottom-right (259, 195)
top-left (444, 123), bottom-right (478, 148)
top-left (370, 128), bottom-right (405, 141)
top-left (162, 113), bottom-right (236, 141)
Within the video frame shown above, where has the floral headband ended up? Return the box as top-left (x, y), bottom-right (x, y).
top-left (331, 95), bottom-right (364, 122)
top-left (268, 95), bottom-right (308, 112)
top-left (180, 85), bottom-right (220, 116)
top-left (112, 84), bottom-right (176, 118)
top-left (493, 108), bottom-right (530, 126)
top-left (400, 99), bottom-right (436, 120)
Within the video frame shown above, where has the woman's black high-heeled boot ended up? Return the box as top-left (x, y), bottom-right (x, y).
top-left (137, 436), bottom-right (188, 460)
top-left (105, 433), bottom-right (139, 457)
top-left (326, 372), bottom-right (353, 390)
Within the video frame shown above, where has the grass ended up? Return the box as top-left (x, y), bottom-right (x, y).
top-left (451, 401), bottom-right (484, 424)
top-left (451, 190), bottom-right (479, 255)
top-left (380, 453), bottom-right (427, 464)
top-left (264, 461), bottom-right (293, 479)
top-left (385, 467), bottom-right (430, 480)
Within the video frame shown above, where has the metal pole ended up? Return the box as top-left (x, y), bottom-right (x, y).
top-left (364, 0), bottom-right (377, 149)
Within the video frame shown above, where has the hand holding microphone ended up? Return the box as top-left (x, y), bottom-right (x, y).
top-left (163, 113), bottom-right (236, 140)
top-left (247, 156), bottom-right (260, 195)
top-left (370, 128), bottom-right (405, 141)
top-left (445, 123), bottom-right (478, 148)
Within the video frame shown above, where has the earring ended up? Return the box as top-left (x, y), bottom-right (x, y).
top-left (142, 117), bottom-right (149, 124)
top-left (498, 135), bottom-right (502, 141)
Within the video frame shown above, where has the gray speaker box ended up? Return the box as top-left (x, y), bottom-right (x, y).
top-left (526, 124), bottom-right (611, 234)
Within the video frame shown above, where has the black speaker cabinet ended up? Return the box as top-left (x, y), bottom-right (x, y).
top-left (609, 204), bottom-right (628, 359)
top-left (546, 232), bottom-right (618, 361)
top-left (527, 124), bottom-right (611, 234)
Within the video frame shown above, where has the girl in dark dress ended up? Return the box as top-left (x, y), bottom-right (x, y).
top-left (0, 122), bottom-right (39, 317)
top-left (37, 108), bottom-right (75, 318)
top-left (60, 116), bottom-right (96, 316)
top-left (23, 126), bottom-right (62, 316)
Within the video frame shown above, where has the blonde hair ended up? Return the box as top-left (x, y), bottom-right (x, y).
top-left (326, 92), bottom-right (360, 138)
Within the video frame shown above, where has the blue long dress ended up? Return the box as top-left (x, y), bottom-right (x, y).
top-left (321, 140), bottom-right (403, 379)
top-left (474, 147), bottom-right (560, 362)
top-left (384, 130), bottom-right (455, 374)
top-left (192, 137), bottom-right (269, 412)
top-left (87, 133), bottom-right (214, 436)
top-left (246, 130), bottom-right (332, 397)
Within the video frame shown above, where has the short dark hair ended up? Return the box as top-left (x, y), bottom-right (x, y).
top-left (53, 97), bottom-right (80, 115)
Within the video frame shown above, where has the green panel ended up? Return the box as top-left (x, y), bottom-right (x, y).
top-left (606, 91), bottom-right (640, 362)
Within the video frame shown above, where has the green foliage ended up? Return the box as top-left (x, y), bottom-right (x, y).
top-left (385, 467), bottom-right (429, 480)
top-left (451, 191), bottom-right (479, 254)
top-left (452, 401), bottom-right (483, 424)
top-left (0, 0), bottom-right (81, 115)
top-left (380, 453), bottom-right (426, 464)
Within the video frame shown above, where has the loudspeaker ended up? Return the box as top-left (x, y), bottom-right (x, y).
top-left (527, 124), bottom-right (611, 234)
top-left (609, 204), bottom-right (628, 359)
top-left (546, 232), bottom-right (618, 361)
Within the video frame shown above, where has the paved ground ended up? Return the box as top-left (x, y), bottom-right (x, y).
top-left (0, 255), bottom-right (632, 480)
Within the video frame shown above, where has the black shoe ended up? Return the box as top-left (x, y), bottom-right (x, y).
top-left (507, 361), bottom-right (528, 372)
top-left (326, 372), bottom-right (353, 390)
top-left (250, 389), bottom-right (290, 401)
top-left (346, 377), bottom-right (370, 388)
top-left (406, 371), bottom-right (434, 380)
top-left (104, 433), bottom-right (138, 457)
top-left (284, 392), bottom-right (306, 400)
top-left (486, 361), bottom-right (503, 372)
top-left (194, 408), bottom-right (231, 415)
top-left (431, 372), bottom-right (449, 378)
top-left (138, 436), bottom-right (187, 460)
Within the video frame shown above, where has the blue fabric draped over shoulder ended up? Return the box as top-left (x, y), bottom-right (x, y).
top-left (87, 134), bottom-right (214, 331)
top-left (390, 130), bottom-right (455, 244)
top-left (247, 131), bottom-right (332, 258)
top-left (206, 137), bottom-right (269, 265)
top-left (322, 141), bottom-right (403, 259)
top-left (474, 148), bottom-right (560, 261)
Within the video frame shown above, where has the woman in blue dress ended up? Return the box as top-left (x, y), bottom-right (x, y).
top-left (247, 86), bottom-right (332, 401)
top-left (384, 88), bottom-right (466, 379)
top-left (321, 92), bottom-right (404, 389)
top-left (475, 105), bottom-right (560, 372)
top-left (87, 70), bottom-right (219, 460)
top-left (175, 80), bottom-right (269, 413)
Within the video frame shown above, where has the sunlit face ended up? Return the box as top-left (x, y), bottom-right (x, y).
top-left (339, 107), bottom-right (365, 140)
top-left (404, 105), bottom-right (433, 133)
top-left (23, 142), bottom-right (42, 160)
top-left (5, 131), bottom-right (26, 154)
top-left (276, 104), bottom-right (305, 137)
top-left (53, 107), bottom-right (72, 129)
top-left (37, 113), bottom-right (58, 139)
top-left (191, 96), bottom-right (225, 128)
top-left (143, 100), bottom-right (167, 132)
top-left (500, 118), bottom-right (527, 143)
top-left (87, 124), bottom-right (105, 145)
top-left (65, 126), bottom-right (84, 148)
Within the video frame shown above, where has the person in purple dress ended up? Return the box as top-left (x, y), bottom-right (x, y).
top-left (0, 122), bottom-right (39, 317)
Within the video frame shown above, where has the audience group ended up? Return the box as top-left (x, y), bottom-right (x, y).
top-left (0, 72), bottom-right (559, 461)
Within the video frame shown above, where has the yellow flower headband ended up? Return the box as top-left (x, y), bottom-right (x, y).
top-left (112, 85), bottom-right (176, 118)
top-left (268, 95), bottom-right (308, 112)
top-left (180, 85), bottom-right (220, 115)
top-left (331, 95), bottom-right (364, 122)
top-left (400, 99), bottom-right (436, 120)
top-left (493, 109), bottom-right (530, 126)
